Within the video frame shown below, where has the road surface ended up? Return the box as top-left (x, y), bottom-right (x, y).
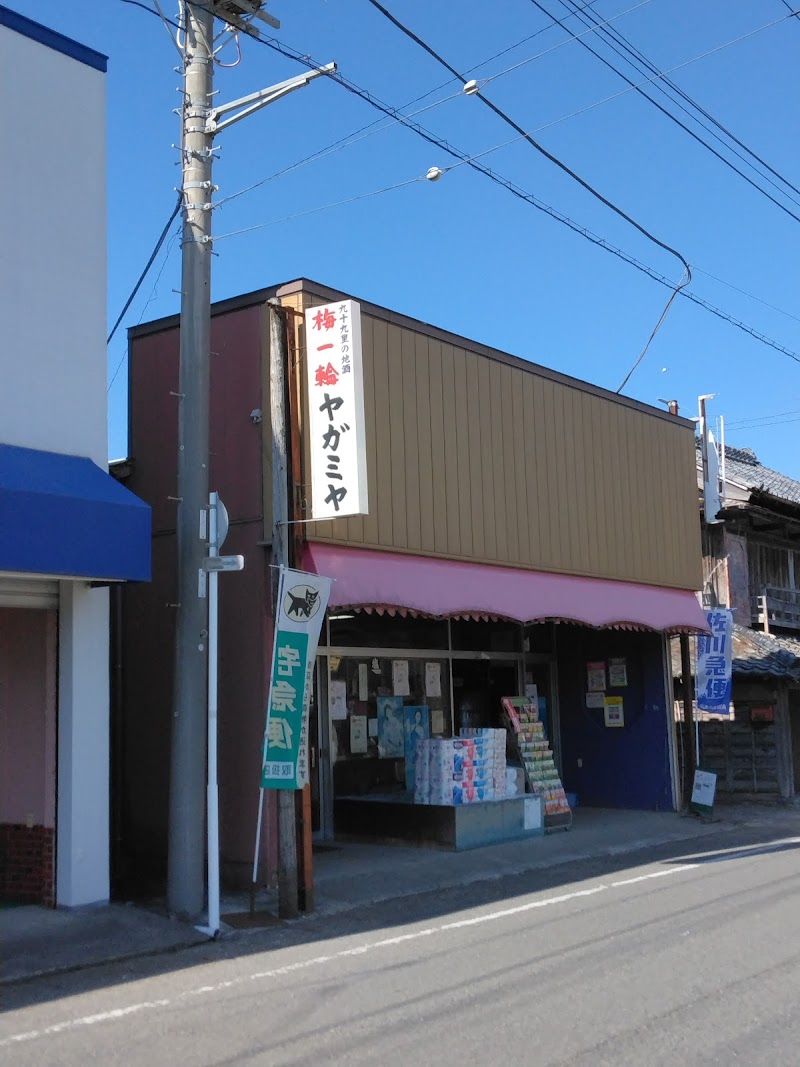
top-left (4, 822), bottom-right (800, 1065)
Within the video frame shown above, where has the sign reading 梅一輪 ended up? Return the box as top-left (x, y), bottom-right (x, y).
top-left (305, 300), bottom-right (368, 520)
top-left (696, 608), bottom-right (733, 715)
top-left (261, 567), bottom-right (332, 790)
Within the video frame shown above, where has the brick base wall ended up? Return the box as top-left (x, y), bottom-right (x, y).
top-left (0, 824), bottom-right (55, 907)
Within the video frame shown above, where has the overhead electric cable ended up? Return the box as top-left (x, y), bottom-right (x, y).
top-left (365, 0), bottom-right (690, 275)
top-left (107, 193), bottom-right (182, 345)
top-left (528, 0), bottom-right (800, 221)
top-left (561, 0), bottom-right (800, 202)
top-left (616, 269), bottom-right (689, 393)
top-left (125, 0), bottom-right (800, 365)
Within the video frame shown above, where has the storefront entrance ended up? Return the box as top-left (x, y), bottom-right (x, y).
top-left (308, 613), bottom-right (561, 842)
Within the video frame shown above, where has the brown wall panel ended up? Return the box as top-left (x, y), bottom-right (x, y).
top-left (292, 303), bottom-right (701, 590)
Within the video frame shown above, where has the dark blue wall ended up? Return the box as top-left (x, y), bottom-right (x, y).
top-left (556, 626), bottom-right (674, 811)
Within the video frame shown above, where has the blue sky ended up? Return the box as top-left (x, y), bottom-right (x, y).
top-left (13, 1), bottom-right (800, 469)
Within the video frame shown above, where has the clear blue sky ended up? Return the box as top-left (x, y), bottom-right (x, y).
top-left (12, 0), bottom-right (800, 470)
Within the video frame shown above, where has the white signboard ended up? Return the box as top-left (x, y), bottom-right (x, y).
top-left (305, 299), bottom-right (368, 519)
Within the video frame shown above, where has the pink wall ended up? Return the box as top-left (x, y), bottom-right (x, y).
top-left (0, 608), bottom-right (57, 828)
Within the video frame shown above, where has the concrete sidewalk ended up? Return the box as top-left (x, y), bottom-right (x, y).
top-left (3, 802), bottom-right (796, 985)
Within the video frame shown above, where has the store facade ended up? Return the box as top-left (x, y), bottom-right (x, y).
top-left (123, 277), bottom-right (706, 885)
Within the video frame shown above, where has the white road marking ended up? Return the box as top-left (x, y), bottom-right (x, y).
top-left (0, 854), bottom-right (731, 1050)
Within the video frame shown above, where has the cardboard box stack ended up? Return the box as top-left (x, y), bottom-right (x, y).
top-left (503, 699), bottom-right (570, 817)
top-left (413, 731), bottom-right (508, 805)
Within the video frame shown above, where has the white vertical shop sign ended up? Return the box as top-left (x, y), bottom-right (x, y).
top-left (305, 299), bottom-right (368, 519)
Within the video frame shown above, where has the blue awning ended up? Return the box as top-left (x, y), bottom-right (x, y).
top-left (0, 443), bottom-right (151, 581)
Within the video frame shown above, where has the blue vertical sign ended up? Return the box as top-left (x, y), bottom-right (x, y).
top-left (696, 608), bottom-right (733, 715)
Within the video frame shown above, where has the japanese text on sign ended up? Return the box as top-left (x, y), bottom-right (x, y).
top-left (305, 300), bottom-right (368, 520)
top-left (261, 567), bottom-right (332, 790)
top-left (696, 608), bottom-right (733, 715)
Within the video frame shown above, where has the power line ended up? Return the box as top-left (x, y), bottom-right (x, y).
top-left (561, 0), bottom-right (800, 204)
top-left (214, 175), bottom-right (424, 240)
top-left (107, 193), bottom-right (182, 345)
top-left (124, 0), bottom-right (800, 365)
top-left (550, 0), bottom-right (800, 216)
top-left (691, 267), bottom-right (800, 327)
top-left (616, 268), bottom-right (689, 393)
top-left (364, 0), bottom-right (691, 279)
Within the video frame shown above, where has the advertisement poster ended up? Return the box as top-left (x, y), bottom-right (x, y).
top-left (261, 567), bottom-right (332, 790)
top-left (586, 692), bottom-right (605, 709)
top-left (587, 661), bottom-right (606, 692)
top-left (330, 679), bottom-right (348, 720)
top-left (603, 695), bottom-right (625, 728)
top-left (392, 659), bottom-right (410, 697)
top-left (425, 661), bottom-right (442, 698)
top-left (697, 608), bottom-right (733, 714)
top-left (350, 715), bottom-right (368, 755)
top-left (608, 658), bottom-right (628, 687)
top-left (403, 705), bottom-right (430, 790)
top-left (377, 695), bottom-right (405, 757)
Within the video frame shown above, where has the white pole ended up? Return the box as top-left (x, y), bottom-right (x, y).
top-left (205, 492), bottom-right (221, 935)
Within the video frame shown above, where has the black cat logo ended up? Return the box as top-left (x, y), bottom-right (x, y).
top-left (284, 585), bottom-right (321, 621)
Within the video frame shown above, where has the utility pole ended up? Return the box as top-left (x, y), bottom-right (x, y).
top-left (268, 300), bottom-right (298, 918)
top-left (169, 0), bottom-right (215, 920)
top-left (166, 0), bottom-right (335, 920)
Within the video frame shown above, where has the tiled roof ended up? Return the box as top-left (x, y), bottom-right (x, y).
top-left (672, 623), bottom-right (800, 682)
top-left (700, 440), bottom-right (800, 508)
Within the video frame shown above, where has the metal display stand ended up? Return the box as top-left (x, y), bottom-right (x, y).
top-left (501, 697), bottom-right (572, 832)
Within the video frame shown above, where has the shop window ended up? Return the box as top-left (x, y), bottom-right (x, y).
top-left (328, 655), bottom-right (452, 795)
top-left (327, 612), bottom-right (449, 650)
top-left (450, 619), bottom-right (522, 653)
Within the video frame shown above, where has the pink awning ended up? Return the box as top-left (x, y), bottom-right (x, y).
top-left (301, 542), bottom-right (709, 634)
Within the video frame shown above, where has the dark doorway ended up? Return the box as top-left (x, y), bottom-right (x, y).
top-left (451, 660), bottom-right (519, 734)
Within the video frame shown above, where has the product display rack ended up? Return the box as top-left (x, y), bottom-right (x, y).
top-left (501, 696), bottom-right (572, 832)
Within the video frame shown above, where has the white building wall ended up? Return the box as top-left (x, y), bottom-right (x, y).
top-left (57, 583), bottom-right (110, 907)
top-left (0, 15), bottom-right (112, 907)
top-left (0, 23), bottom-right (107, 466)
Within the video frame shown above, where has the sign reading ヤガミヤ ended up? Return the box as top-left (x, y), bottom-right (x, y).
top-left (696, 608), bottom-right (733, 715)
top-left (261, 567), bottom-right (332, 790)
top-left (304, 299), bottom-right (368, 520)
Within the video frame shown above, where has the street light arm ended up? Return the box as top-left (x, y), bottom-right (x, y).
top-left (208, 62), bottom-right (337, 133)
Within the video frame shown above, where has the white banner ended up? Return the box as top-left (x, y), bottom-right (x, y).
top-left (305, 299), bottom-right (368, 519)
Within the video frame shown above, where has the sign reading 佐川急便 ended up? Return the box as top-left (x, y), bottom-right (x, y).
top-left (261, 567), bottom-right (332, 790)
top-left (696, 608), bottom-right (733, 715)
top-left (305, 299), bottom-right (368, 520)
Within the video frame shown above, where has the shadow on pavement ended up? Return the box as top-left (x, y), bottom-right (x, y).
top-left (3, 805), bottom-right (800, 1016)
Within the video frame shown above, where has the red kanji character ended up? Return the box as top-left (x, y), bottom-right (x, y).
top-left (314, 363), bottom-right (339, 387)
top-left (312, 308), bottom-right (336, 331)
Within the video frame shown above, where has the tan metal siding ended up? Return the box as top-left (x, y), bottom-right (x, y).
top-left (291, 304), bottom-right (702, 591)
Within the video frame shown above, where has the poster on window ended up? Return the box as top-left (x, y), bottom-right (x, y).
top-left (603, 695), bottom-right (625, 728)
top-left (377, 695), bottom-right (405, 757)
top-left (696, 609), bottom-right (733, 715)
top-left (608, 658), bottom-right (628, 687)
top-left (305, 300), bottom-right (368, 519)
top-left (587, 661), bottom-right (606, 692)
top-left (403, 705), bottom-right (430, 790)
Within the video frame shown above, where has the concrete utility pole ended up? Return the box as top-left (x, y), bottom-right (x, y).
top-left (169, 0), bottom-right (216, 920)
top-left (167, 0), bottom-right (335, 919)
top-left (268, 300), bottom-right (298, 918)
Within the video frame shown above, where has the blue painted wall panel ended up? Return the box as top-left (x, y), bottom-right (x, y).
top-left (556, 626), bottom-right (673, 811)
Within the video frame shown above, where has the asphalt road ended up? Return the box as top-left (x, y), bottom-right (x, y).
top-left (4, 823), bottom-right (800, 1066)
